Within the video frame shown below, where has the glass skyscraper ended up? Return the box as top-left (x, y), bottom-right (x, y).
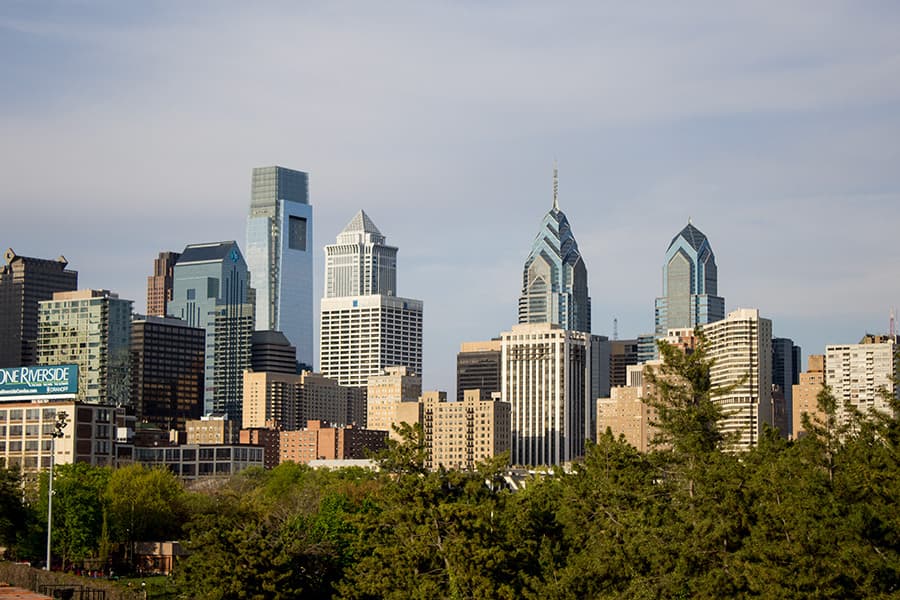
top-left (168, 241), bottom-right (254, 419)
top-left (654, 221), bottom-right (725, 336)
top-left (246, 166), bottom-right (313, 369)
top-left (518, 168), bottom-right (591, 333)
top-left (37, 289), bottom-right (132, 405)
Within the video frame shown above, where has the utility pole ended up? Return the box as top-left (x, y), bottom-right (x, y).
top-left (46, 411), bottom-right (68, 571)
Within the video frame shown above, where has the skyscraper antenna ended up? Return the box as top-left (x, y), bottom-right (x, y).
top-left (613, 317), bottom-right (618, 341)
top-left (891, 307), bottom-right (896, 338)
top-left (552, 160), bottom-right (559, 211)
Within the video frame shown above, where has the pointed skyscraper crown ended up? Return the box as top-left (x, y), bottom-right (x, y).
top-left (326, 209), bottom-right (398, 298)
top-left (654, 219), bottom-right (724, 337)
top-left (668, 221), bottom-right (709, 253)
top-left (337, 210), bottom-right (386, 245)
top-left (517, 165), bottom-right (591, 332)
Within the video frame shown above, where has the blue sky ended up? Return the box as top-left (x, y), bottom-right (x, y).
top-left (3, 2), bottom-right (900, 395)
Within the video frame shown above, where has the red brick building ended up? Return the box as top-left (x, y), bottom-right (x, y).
top-left (280, 420), bottom-right (386, 464)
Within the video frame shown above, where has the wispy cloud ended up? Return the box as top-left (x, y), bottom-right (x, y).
top-left (2, 1), bottom-right (900, 391)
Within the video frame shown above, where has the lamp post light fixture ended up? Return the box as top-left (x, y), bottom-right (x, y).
top-left (45, 411), bottom-right (68, 571)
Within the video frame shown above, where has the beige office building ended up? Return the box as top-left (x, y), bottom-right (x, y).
top-left (243, 371), bottom-right (300, 430)
top-left (702, 308), bottom-right (773, 450)
top-left (597, 362), bottom-right (660, 452)
top-left (421, 389), bottom-right (510, 471)
top-left (0, 401), bottom-right (121, 472)
top-left (366, 366), bottom-right (422, 438)
top-left (242, 370), bottom-right (366, 431)
top-left (792, 354), bottom-right (827, 439)
top-left (826, 336), bottom-right (898, 425)
top-left (186, 414), bottom-right (240, 445)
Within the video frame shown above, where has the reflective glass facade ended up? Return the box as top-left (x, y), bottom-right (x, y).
top-left (168, 241), bottom-right (254, 419)
top-left (654, 222), bottom-right (725, 336)
top-left (246, 166), bottom-right (314, 369)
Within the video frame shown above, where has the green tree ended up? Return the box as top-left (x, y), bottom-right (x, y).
top-left (104, 464), bottom-right (186, 570)
top-left (174, 463), bottom-right (377, 599)
top-left (338, 430), bottom-right (518, 599)
top-left (0, 466), bottom-right (27, 555)
top-left (33, 463), bottom-right (111, 569)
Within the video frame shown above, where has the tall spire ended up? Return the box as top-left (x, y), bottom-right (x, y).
top-left (552, 160), bottom-right (559, 211)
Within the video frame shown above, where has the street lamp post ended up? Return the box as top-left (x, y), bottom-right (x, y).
top-left (45, 411), bottom-right (68, 571)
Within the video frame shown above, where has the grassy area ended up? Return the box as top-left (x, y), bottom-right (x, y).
top-left (113, 575), bottom-right (178, 600)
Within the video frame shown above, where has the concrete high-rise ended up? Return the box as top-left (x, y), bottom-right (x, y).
top-left (37, 289), bottom-right (133, 405)
top-left (0, 249), bottom-right (78, 367)
top-left (702, 308), bottom-right (773, 450)
top-left (501, 322), bottom-right (608, 466)
top-left (324, 209), bottom-right (397, 298)
top-left (320, 211), bottom-right (423, 389)
top-left (146, 251), bottom-right (180, 317)
top-left (825, 336), bottom-right (898, 425)
top-left (654, 221), bottom-right (724, 337)
top-left (518, 167), bottom-right (591, 332)
top-left (246, 166), bottom-right (313, 369)
top-left (168, 241), bottom-right (255, 419)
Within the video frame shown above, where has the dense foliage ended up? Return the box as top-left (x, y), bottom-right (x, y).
top-left (2, 341), bottom-right (899, 597)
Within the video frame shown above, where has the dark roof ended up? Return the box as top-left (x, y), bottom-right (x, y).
top-left (668, 222), bottom-right (709, 252)
top-left (177, 242), bottom-right (238, 264)
top-left (251, 330), bottom-right (293, 347)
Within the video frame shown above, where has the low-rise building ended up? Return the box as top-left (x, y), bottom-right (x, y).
top-left (130, 443), bottom-right (264, 479)
top-left (186, 414), bottom-right (239, 445)
top-left (0, 400), bottom-right (122, 472)
top-left (280, 420), bottom-right (387, 464)
top-left (240, 427), bottom-right (281, 469)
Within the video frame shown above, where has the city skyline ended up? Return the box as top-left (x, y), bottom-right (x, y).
top-left (3, 3), bottom-right (900, 395)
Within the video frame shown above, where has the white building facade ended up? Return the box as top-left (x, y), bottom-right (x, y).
top-left (702, 308), bottom-right (773, 450)
top-left (320, 295), bottom-right (423, 388)
top-left (320, 211), bottom-right (423, 389)
top-left (826, 337), bottom-right (898, 424)
top-left (501, 323), bottom-right (607, 467)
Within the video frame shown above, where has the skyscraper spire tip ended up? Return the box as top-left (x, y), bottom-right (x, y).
top-left (552, 160), bottom-right (559, 211)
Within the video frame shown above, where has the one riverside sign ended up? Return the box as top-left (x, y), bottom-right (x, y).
top-left (0, 364), bottom-right (78, 399)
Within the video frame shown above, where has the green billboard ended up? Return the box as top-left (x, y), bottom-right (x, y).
top-left (0, 364), bottom-right (79, 399)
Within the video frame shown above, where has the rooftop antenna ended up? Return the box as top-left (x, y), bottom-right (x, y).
top-left (891, 308), bottom-right (896, 339)
top-left (613, 317), bottom-right (618, 341)
top-left (552, 159), bottom-right (559, 211)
